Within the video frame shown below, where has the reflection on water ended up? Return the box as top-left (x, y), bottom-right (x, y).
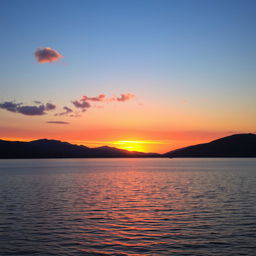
top-left (0, 158), bottom-right (256, 255)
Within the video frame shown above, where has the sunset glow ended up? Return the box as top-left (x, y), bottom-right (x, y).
top-left (1, 1), bottom-right (256, 256)
top-left (112, 140), bottom-right (163, 152)
top-left (0, 0), bottom-right (255, 153)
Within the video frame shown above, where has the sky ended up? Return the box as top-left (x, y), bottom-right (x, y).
top-left (0, 0), bottom-right (255, 153)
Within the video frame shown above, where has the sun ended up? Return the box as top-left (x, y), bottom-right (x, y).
top-left (113, 140), bottom-right (148, 152)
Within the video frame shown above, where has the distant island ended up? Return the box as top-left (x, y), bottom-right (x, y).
top-left (0, 133), bottom-right (255, 158)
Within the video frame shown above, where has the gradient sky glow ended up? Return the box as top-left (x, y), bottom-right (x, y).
top-left (0, 0), bottom-right (256, 153)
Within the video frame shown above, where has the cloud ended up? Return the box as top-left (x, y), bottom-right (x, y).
top-left (72, 100), bottom-right (91, 111)
top-left (0, 93), bottom-right (136, 118)
top-left (34, 47), bottom-right (63, 63)
top-left (46, 121), bottom-right (69, 124)
top-left (55, 106), bottom-right (73, 116)
top-left (16, 105), bottom-right (46, 115)
top-left (116, 93), bottom-right (135, 102)
top-left (45, 103), bottom-right (56, 111)
top-left (0, 101), bottom-right (20, 112)
top-left (63, 106), bottom-right (73, 112)
top-left (76, 93), bottom-right (135, 104)
top-left (0, 101), bottom-right (56, 116)
top-left (69, 113), bottom-right (81, 117)
top-left (71, 93), bottom-right (135, 113)
top-left (81, 94), bottom-right (106, 102)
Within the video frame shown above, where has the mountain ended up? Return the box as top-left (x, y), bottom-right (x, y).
top-left (164, 133), bottom-right (256, 158)
top-left (1, 133), bottom-right (255, 158)
top-left (0, 139), bottom-right (160, 158)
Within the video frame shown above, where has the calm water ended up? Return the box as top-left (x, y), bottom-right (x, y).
top-left (0, 158), bottom-right (256, 256)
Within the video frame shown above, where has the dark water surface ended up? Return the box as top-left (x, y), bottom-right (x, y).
top-left (0, 158), bottom-right (256, 256)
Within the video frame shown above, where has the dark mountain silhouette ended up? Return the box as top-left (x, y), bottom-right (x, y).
top-left (164, 133), bottom-right (256, 158)
top-left (0, 139), bottom-right (160, 158)
top-left (1, 133), bottom-right (255, 158)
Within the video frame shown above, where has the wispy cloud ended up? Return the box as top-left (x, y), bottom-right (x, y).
top-left (72, 93), bottom-right (135, 111)
top-left (116, 93), bottom-right (135, 102)
top-left (0, 93), bottom-right (135, 118)
top-left (46, 121), bottom-right (69, 124)
top-left (0, 101), bottom-right (56, 116)
top-left (55, 106), bottom-right (73, 116)
top-left (81, 94), bottom-right (106, 102)
top-left (34, 47), bottom-right (63, 63)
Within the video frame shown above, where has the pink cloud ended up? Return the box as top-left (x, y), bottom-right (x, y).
top-left (34, 47), bottom-right (63, 63)
top-left (71, 93), bottom-right (135, 114)
top-left (80, 93), bottom-right (135, 103)
top-left (116, 93), bottom-right (135, 102)
top-left (81, 94), bottom-right (106, 102)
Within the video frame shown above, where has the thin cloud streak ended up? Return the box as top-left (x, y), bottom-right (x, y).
top-left (46, 121), bottom-right (70, 124)
top-left (81, 94), bottom-right (106, 102)
top-left (55, 106), bottom-right (73, 116)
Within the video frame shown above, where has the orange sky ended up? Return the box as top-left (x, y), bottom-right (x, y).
top-left (1, 1), bottom-right (256, 153)
top-left (1, 97), bottom-right (254, 153)
top-left (1, 95), bottom-right (255, 153)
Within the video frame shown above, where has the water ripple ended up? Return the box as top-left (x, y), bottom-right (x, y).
top-left (0, 158), bottom-right (256, 255)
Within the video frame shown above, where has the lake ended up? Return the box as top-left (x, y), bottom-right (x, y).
top-left (0, 158), bottom-right (256, 255)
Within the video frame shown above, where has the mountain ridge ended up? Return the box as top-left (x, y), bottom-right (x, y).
top-left (0, 133), bottom-right (256, 158)
top-left (0, 138), bottom-right (160, 158)
top-left (164, 133), bottom-right (256, 158)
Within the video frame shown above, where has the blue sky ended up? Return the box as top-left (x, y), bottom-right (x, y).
top-left (0, 0), bottom-right (255, 151)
